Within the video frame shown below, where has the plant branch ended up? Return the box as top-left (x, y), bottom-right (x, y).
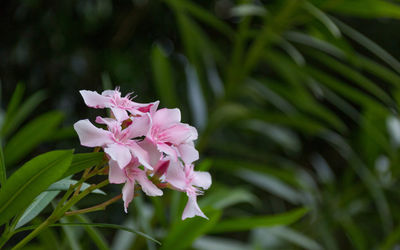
top-left (64, 194), bottom-right (122, 216)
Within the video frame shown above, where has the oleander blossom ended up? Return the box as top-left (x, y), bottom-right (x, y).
top-left (73, 88), bottom-right (211, 219)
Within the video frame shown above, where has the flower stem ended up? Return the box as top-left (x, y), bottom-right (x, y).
top-left (9, 179), bottom-right (110, 249)
top-left (65, 194), bottom-right (122, 216)
top-left (11, 217), bottom-right (54, 250)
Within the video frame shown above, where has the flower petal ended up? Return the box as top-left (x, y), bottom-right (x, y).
top-left (95, 116), bottom-right (119, 128)
top-left (165, 160), bottom-right (186, 190)
top-left (128, 143), bottom-right (153, 170)
top-left (152, 108), bottom-right (181, 130)
top-left (138, 138), bottom-right (161, 167)
top-left (80, 90), bottom-right (110, 108)
top-left (101, 89), bottom-right (119, 97)
top-left (108, 160), bottom-right (126, 184)
top-left (192, 171), bottom-right (212, 190)
top-left (110, 107), bottom-right (130, 122)
top-left (161, 124), bottom-right (196, 145)
top-left (157, 143), bottom-right (178, 161)
top-left (125, 114), bottom-right (151, 139)
top-left (73, 119), bottom-right (113, 147)
top-left (182, 194), bottom-right (207, 220)
top-left (136, 172), bottom-right (163, 196)
top-left (178, 143), bottom-right (199, 165)
top-left (104, 143), bottom-right (132, 169)
top-left (122, 180), bottom-right (135, 213)
top-left (153, 159), bottom-right (170, 177)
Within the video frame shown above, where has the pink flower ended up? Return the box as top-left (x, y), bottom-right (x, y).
top-left (73, 114), bottom-right (153, 170)
top-left (147, 108), bottom-right (199, 165)
top-left (166, 160), bottom-right (211, 219)
top-left (74, 88), bottom-right (211, 219)
top-left (80, 88), bottom-right (159, 121)
top-left (108, 159), bottom-right (163, 212)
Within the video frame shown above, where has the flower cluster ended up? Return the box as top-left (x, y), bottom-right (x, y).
top-left (73, 88), bottom-right (211, 219)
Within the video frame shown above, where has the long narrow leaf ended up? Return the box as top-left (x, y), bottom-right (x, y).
top-left (4, 111), bottom-right (64, 166)
top-left (1, 83), bottom-right (24, 136)
top-left (0, 141), bottom-right (5, 186)
top-left (75, 214), bottom-right (109, 250)
top-left (0, 150), bottom-right (73, 225)
top-left (15, 191), bottom-right (60, 229)
top-left (151, 45), bottom-right (178, 108)
top-left (62, 152), bottom-right (105, 179)
top-left (161, 209), bottom-right (221, 250)
top-left (210, 207), bottom-right (308, 233)
top-left (333, 17), bottom-right (400, 73)
top-left (1, 90), bottom-right (47, 138)
top-left (16, 222), bottom-right (160, 245)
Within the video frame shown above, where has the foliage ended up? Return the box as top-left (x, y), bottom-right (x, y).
top-left (2, 0), bottom-right (400, 249)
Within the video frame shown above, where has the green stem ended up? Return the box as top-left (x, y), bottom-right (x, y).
top-left (11, 217), bottom-right (54, 250)
top-left (64, 194), bottom-right (121, 216)
top-left (9, 179), bottom-right (109, 249)
top-left (0, 229), bottom-right (11, 248)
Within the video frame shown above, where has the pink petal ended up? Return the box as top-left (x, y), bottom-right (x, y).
top-left (178, 143), bottom-right (199, 165)
top-left (108, 160), bottom-right (126, 184)
top-left (101, 89), bottom-right (119, 97)
top-left (128, 143), bottom-right (153, 170)
top-left (136, 172), bottom-right (163, 196)
top-left (130, 100), bottom-right (159, 115)
top-left (104, 143), bottom-right (132, 169)
top-left (149, 100), bottom-right (160, 114)
top-left (110, 107), bottom-right (130, 122)
top-left (153, 159), bottom-right (170, 177)
top-left (95, 116), bottom-right (118, 128)
top-left (80, 90), bottom-right (110, 108)
top-left (165, 160), bottom-right (186, 190)
top-left (182, 194), bottom-right (207, 220)
top-left (73, 119), bottom-right (113, 147)
top-left (125, 114), bottom-right (151, 139)
top-left (157, 143), bottom-right (178, 161)
top-left (161, 124), bottom-right (196, 145)
top-left (122, 180), bottom-right (135, 213)
top-left (192, 171), bottom-right (212, 190)
top-left (153, 108), bottom-right (181, 130)
top-left (138, 138), bottom-right (161, 166)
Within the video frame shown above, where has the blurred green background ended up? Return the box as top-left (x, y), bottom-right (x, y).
top-left (2, 0), bottom-right (400, 249)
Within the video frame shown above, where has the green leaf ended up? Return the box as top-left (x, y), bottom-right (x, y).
top-left (47, 179), bottom-right (106, 195)
top-left (62, 152), bottom-right (105, 179)
top-left (111, 217), bottom-right (137, 250)
top-left (230, 4), bottom-right (267, 17)
top-left (313, 0), bottom-right (400, 19)
top-left (0, 149), bottom-right (73, 226)
top-left (305, 66), bottom-right (383, 108)
top-left (284, 31), bottom-right (344, 58)
top-left (199, 186), bottom-right (260, 209)
top-left (210, 207), bottom-right (308, 233)
top-left (381, 222), bottom-right (400, 250)
top-left (254, 226), bottom-right (323, 250)
top-left (15, 191), bottom-right (60, 229)
top-left (1, 83), bottom-right (25, 137)
top-left (161, 208), bottom-right (221, 250)
top-left (0, 141), bottom-right (5, 186)
top-left (166, 0), bottom-right (235, 39)
top-left (16, 222), bottom-right (161, 245)
top-left (353, 54), bottom-right (400, 89)
top-left (303, 2), bottom-right (341, 38)
top-left (333, 17), bottom-right (400, 73)
top-left (75, 214), bottom-right (109, 250)
top-left (237, 169), bottom-right (304, 204)
top-left (151, 45), bottom-right (178, 108)
top-left (4, 111), bottom-right (64, 166)
top-left (1, 90), bottom-right (47, 138)
top-left (306, 51), bottom-right (393, 106)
